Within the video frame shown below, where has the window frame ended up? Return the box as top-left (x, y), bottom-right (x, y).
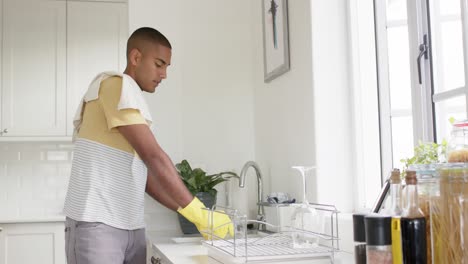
top-left (348, 0), bottom-right (383, 209)
top-left (348, 0), bottom-right (468, 209)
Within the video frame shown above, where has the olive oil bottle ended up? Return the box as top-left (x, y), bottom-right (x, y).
top-left (387, 169), bottom-right (403, 264)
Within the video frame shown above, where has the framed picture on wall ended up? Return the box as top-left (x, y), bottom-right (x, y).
top-left (262, 0), bottom-right (290, 83)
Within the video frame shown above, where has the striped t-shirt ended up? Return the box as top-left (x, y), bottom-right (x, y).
top-left (64, 76), bottom-right (149, 230)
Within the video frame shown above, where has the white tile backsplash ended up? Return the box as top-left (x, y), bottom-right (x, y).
top-left (0, 150), bottom-right (20, 161)
top-left (0, 142), bottom-right (177, 232)
top-left (0, 143), bottom-right (73, 220)
top-left (56, 189), bottom-right (68, 201)
top-left (4, 167), bottom-right (20, 189)
top-left (0, 202), bottom-right (19, 218)
top-left (20, 170), bottom-right (45, 189)
top-left (0, 190), bottom-right (6, 201)
top-left (46, 151), bottom-right (69, 161)
top-left (19, 151), bottom-right (46, 161)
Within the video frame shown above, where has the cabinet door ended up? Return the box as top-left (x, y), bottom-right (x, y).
top-left (1, 0), bottom-right (66, 137)
top-left (0, 222), bottom-right (65, 264)
top-left (66, 1), bottom-right (128, 136)
top-left (151, 248), bottom-right (171, 264)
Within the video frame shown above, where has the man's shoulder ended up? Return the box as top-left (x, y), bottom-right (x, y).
top-left (102, 75), bottom-right (123, 87)
top-left (100, 76), bottom-right (123, 95)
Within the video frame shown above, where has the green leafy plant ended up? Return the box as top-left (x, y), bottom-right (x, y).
top-left (175, 159), bottom-right (239, 197)
top-left (400, 139), bottom-right (447, 177)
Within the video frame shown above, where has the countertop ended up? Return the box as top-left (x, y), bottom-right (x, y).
top-left (147, 230), bottom-right (216, 264)
top-left (146, 231), bottom-right (354, 264)
top-left (0, 215), bottom-right (66, 223)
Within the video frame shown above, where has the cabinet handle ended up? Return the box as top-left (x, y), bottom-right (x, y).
top-left (151, 256), bottom-right (162, 264)
top-left (0, 128), bottom-right (7, 135)
top-left (0, 227), bottom-right (3, 232)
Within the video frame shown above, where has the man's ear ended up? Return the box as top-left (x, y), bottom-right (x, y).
top-left (129, 48), bottom-right (141, 66)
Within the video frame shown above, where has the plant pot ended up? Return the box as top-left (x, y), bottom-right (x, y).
top-left (178, 192), bottom-right (216, 235)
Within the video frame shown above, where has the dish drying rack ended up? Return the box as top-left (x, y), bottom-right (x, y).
top-left (200, 203), bottom-right (340, 263)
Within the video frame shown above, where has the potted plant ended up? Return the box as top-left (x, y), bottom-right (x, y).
top-left (175, 159), bottom-right (239, 234)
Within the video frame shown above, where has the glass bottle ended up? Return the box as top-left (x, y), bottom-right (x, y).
top-left (386, 169), bottom-right (402, 216)
top-left (400, 170), bottom-right (427, 264)
top-left (409, 163), bottom-right (440, 264)
top-left (365, 214), bottom-right (393, 264)
top-left (387, 169), bottom-right (403, 264)
top-left (353, 213), bottom-right (367, 264)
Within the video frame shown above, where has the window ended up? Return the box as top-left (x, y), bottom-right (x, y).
top-left (349, 0), bottom-right (468, 209)
top-left (375, 0), bottom-right (468, 176)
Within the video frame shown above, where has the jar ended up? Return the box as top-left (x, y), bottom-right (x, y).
top-left (431, 163), bottom-right (468, 264)
top-left (408, 163), bottom-right (441, 264)
top-left (364, 214), bottom-right (392, 264)
top-left (353, 213), bottom-right (367, 264)
top-left (407, 163), bottom-right (440, 217)
top-left (447, 120), bottom-right (468, 162)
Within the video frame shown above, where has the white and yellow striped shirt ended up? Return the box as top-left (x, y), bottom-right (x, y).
top-left (64, 76), bottom-right (149, 230)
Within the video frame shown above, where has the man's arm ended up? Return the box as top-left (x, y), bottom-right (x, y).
top-left (118, 124), bottom-right (192, 209)
top-left (145, 170), bottom-right (180, 211)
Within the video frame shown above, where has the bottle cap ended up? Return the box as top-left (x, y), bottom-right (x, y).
top-left (364, 214), bottom-right (392, 245)
top-left (353, 213), bottom-right (367, 242)
top-left (390, 168), bottom-right (401, 184)
top-left (405, 170), bottom-right (417, 185)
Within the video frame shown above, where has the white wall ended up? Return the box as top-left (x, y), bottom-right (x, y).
top-left (130, 0), bottom-right (356, 229)
top-left (251, 0), bottom-right (354, 212)
top-left (310, 0), bottom-right (354, 211)
top-left (251, 0), bottom-right (317, 206)
top-left (129, 0), bottom-right (257, 230)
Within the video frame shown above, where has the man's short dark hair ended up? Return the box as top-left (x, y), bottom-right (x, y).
top-left (126, 27), bottom-right (172, 59)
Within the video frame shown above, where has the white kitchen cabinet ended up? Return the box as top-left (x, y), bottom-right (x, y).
top-left (0, 0), bottom-right (127, 140)
top-left (0, 0), bottom-right (67, 137)
top-left (0, 222), bottom-right (65, 264)
top-left (66, 0), bottom-right (127, 136)
top-left (150, 241), bottom-right (184, 264)
top-left (150, 254), bottom-right (169, 264)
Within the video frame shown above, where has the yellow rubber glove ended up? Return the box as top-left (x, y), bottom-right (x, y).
top-left (178, 197), bottom-right (234, 240)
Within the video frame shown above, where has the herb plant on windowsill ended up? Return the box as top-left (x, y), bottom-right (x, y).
top-left (400, 140), bottom-right (447, 178)
top-left (175, 159), bottom-right (239, 234)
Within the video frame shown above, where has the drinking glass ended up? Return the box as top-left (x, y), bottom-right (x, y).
top-left (290, 166), bottom-right (323, 248)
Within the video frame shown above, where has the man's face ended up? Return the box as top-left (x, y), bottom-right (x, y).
top-left (134, 44), bottom-right (172, 93)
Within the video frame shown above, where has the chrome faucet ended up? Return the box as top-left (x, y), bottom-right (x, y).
top-left (239, 161), bottom-right (265, 230)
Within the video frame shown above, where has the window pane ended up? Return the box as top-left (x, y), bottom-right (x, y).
top-left (438, 0), bottom-right (460, 16)
top-left (391, 116), bottom-right (414, 169)
top-left (431, 12), bottom-right (465, 92)
top-left (388, 26), bottom-right (412, 109)
top-left (386, 0), bottom-right (407, 22)
top-left (435, 96), bottom-right (467, 143)
top-left (440, 21), bottom-right (465, 90)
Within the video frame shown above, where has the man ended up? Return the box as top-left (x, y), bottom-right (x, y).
top-left (63, 27), bottom-right (232, 264)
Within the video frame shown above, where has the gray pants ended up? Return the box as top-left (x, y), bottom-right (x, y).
top-left (65, 217), bottom-right (146, 264)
